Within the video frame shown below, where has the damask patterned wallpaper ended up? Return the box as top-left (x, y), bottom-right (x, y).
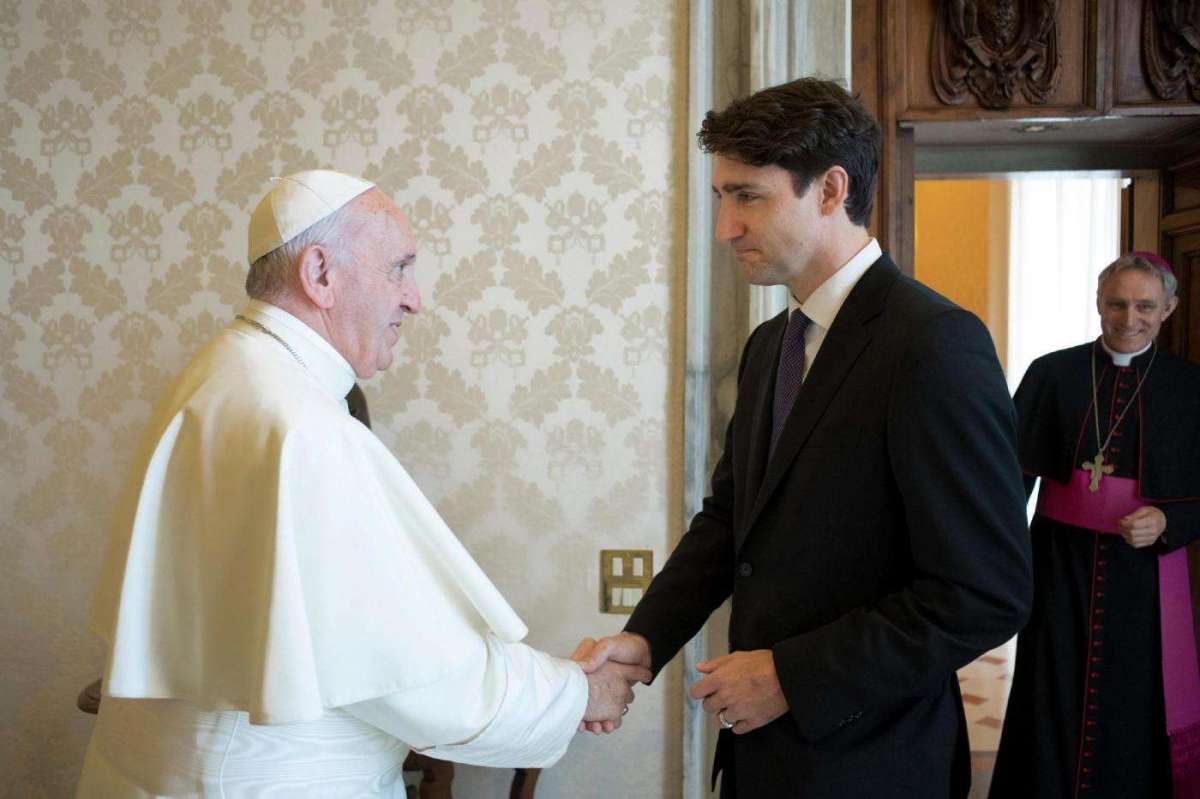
top-left (0, 2), bottom-right (685, 796)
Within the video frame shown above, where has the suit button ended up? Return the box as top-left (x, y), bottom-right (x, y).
top-left (738, 562), bottom-right (753, 577)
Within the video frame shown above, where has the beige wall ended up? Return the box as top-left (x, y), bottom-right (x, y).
top-left (914, 179), bottom-right (1011, 369)
top-left (0, 2), bottom-right (686, 796)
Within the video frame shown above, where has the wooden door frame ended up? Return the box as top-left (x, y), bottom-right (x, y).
top-left (1160, 155), bottom-right (1200, 361)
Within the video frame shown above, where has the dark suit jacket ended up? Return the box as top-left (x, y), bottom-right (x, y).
top-left (626, 256), bottom-right (1032, 798)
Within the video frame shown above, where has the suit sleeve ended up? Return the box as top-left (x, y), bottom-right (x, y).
top-left (773, 310), bottom-right (1033, 742)
top-left (622, 327), bottom-right (765, 676)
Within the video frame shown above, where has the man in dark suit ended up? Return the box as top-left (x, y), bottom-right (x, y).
top-left (575, 78), bottom-right (1032, 797)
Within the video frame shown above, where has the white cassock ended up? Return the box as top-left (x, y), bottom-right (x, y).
top-left (77, 300), bottom-right (587, 798)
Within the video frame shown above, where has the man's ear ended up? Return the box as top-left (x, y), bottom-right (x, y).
top-left (296, 244), bottom-right (335, 310)
top-left (818, 166), bottom-right (850, 217)
top-left (1163, 294), bottom-right (1180, 320)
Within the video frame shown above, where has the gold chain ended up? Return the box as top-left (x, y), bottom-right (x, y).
top-left (1089, 339), bottom-right (1155, 461)
top-left (234, 315), bottom-right (307, 369)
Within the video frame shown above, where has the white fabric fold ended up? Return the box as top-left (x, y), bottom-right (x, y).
top-left (76, 698), bottom-right (408, 798)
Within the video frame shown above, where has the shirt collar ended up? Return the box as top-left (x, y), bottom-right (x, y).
top-left (238, 299), bottom-right (358, 402)
top-left (788, 238), bottom-right (882, 329)
top-left (1099, 336), bottom-right (1152, 368)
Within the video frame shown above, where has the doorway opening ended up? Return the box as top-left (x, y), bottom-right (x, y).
top-left (913, 173), bottom-right (1124, 794)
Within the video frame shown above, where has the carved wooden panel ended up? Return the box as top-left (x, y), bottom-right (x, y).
top-left (1142, 0), bottom-right (1200, 102)
top-left (903, 0), bottom-right (1094, 117)
top-left (931, 0), bottom-right (1061, 109)
top-left (1114, 0), bottom-right (1200, 110)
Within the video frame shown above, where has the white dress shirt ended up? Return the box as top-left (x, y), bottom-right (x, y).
top-left (787, 238), bottom-right (882, 379)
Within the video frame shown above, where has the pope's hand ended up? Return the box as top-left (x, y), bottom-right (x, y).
top-left (582, 660), bottom-right (651, 733)
top-left (572, 633), bottom-right (652, 734)
top-left (1117, 505), bottom-right (1166, 548)
top-left (691, 649), bottom-right (788, 735)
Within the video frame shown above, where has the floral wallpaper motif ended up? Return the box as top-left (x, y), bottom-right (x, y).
top-left (0, 1), bottom-right (684, 796)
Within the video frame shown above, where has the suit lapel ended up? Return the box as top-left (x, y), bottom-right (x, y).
top-left (738, 258), bottom-right (899, 551)
top-left (744, 311), bottom-right (788, 505)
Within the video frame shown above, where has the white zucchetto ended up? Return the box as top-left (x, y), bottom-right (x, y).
top-left (247, 169), bottom-right (375, 264)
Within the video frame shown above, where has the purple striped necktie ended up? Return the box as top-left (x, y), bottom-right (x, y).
top-left (770, 308), bottom-right (812, 457)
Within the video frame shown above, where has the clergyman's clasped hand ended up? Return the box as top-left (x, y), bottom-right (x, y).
top-left (572, 633), bottom-right (653, 734)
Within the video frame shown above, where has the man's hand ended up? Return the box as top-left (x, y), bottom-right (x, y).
top-left (1118, 506), bottom-right (1166, 548)
top-left (572, 633), bottom-right (652, 734)
top-left (572, 632), bottom-right (652, 673)
top-left (582, 660), bottom-right (651, 734)
top-left (690, 650), bottom-right (788, 735)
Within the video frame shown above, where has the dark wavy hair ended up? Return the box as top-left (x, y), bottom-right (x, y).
top-left (698, 78), bottom-right (881, 226)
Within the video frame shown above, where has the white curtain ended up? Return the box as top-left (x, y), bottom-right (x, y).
top-left (1006, 176), bottom-right (1122, 392)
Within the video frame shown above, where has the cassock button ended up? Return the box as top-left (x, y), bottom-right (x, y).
top-left (738, 562), bottom-right (753, 578)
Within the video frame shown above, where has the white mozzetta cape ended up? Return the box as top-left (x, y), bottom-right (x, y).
top-left (89, 302), bottom-right (583, 738)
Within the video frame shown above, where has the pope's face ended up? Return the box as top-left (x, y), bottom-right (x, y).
top-left (1096, 268), bottom-right (1177, 353)
top-left (711, 155), bottom-right (824, 289)
top-left (330, 193), bottom-right (421, 379)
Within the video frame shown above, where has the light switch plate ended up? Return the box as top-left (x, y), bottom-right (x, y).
top-left (600, 549), bottom-right (653, 614)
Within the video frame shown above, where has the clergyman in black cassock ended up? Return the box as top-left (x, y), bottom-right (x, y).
top-left (991, 254), bottom-right (1200, 799)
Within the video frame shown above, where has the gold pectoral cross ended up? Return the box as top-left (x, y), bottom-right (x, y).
top-left (1082, 453), bottom-right (1115, 492)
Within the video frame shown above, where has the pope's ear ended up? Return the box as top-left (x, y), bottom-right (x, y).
top-left (296, 243), bottom-right (335, 310)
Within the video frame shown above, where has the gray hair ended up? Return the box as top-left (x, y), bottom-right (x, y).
top-left (1096, 253), bottom-right (1177, 302)
top-left (245, 204), bottom-right (355, 300)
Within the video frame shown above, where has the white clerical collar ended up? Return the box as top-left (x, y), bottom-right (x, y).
top-left (238, 299), bottom-right (357, 401)
top-left (1099, 337), bottom-right (1151, 368)
top-left (788, 238), bottom-right (882, 329)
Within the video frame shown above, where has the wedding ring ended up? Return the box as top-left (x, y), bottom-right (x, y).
top-left (718, 710), bottom-right (734, 729)
top-left (622, 705), bottom-right (629, 716)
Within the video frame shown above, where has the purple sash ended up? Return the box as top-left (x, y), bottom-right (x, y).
top-left (1038, 470), bottom-right (1200, 798)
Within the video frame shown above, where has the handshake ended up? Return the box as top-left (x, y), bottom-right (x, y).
top-left (571, 632), bottom-right (653, 734)
top-left (569, 632), bottom-right (790, 736)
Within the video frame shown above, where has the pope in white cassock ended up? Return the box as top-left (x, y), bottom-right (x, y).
top-left (77, 170), bottom-right (646, 798)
